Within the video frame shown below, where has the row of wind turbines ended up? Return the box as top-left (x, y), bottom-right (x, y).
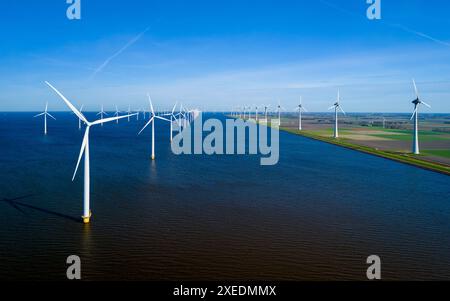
top-left (42, 82), bottom-right (197, 224)
top-left (232, 79), bottom-right (431, 155)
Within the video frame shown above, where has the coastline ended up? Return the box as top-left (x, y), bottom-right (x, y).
top-left (227, 116), bottom-right (450, 176)
top-left (279, 126), bottom-right (450, 176)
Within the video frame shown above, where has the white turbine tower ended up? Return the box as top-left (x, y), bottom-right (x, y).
top-left (34, 102), bottom-right (56, 135)
top-left (410, 79), bottom-right (431, 155)
top-left (97, 104), bottom-right (108, 126)
top-left (295, 97), bottom-right (308, 131)
top-left (328, 90), bottom-right (346, 138)
top-left (45, 82), bottom-right (136, 224)
top-left (138, 95), bottom-right (171, 160)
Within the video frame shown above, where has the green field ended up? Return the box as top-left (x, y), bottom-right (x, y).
top-left (280, 127), bottom-right (450, 176)
top-left (423, 150), bottom-right (450, 159)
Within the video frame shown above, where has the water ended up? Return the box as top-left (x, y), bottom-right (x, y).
top-left (0, 112), bottom-right (449, 280)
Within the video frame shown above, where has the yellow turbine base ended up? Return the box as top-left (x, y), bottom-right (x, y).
top-left (82, 211), bottom-right (92, 224)
top-left (151, 155), bottom-right (155, 160)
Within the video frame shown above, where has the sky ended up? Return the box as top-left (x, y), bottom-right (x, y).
top-left (0, 0), bottom-right (449, 112)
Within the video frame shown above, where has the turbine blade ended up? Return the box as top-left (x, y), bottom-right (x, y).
top-left (147, 94), bottom-right (155, 115)
top-left (339, 106), bottom-right (346, 115)
top-left (172, 101), bottom-right (178, 115)
top-left (410, 107), bottom-right (418, 120)
top-left (138, 117), bottom-right (155, 135)
top-left (72, 128), bottom-right (89, 181)
top-left (303, 106), bottom-right (308, 113)
top-left (47, 113), bottom-right (56, 120)
top-left (413, 79), bottom-right (420, 98)
top-left (421, 101), bottom-right (431, 108)
top-left (45, 82), bottom-right (89, 124)
top-left (34, 112), bottom-right (45, 117)
top-left (328, 106), bottom-right (335, 110)
top-left (155, 116), bottom-right (170, 122)
top-left (45, 102), bottom-right (48, 113)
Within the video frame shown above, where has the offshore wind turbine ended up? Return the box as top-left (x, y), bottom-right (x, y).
top-left (45, 82), bottom-right (136, 224)
top-left (410, 79), bottom-right (431, 155)
top-left (127, 105), bottom-right (132, 122)
top-left (295, 97), bottom-right (308, 131)
top-left (138, 95), bottom-right (171, 160)
top-left (328, 90), bottom-right (346, 138)
top-left (113, 105), bottom-right (121, 124)
top-left (162, 102), bottom-right (179, 141)
top-left (34, 102), bottom-right (56, 135)
top-left (97, 104), bottom-right (108, 126)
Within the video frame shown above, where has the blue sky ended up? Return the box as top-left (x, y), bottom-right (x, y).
top-left (0, 0), bottom-right (449, 112)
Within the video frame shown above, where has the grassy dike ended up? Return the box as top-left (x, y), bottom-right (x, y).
top-left (280, 127), bottom-right (450, 176)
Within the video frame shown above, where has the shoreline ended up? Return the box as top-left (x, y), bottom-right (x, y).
top-left (279, 126), bottom-right (450, 176)
top-left (227, 115), bottom-right (450, 175)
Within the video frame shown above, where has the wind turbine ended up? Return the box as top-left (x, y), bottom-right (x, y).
top-left (135, 109), bottom-right (141, 121)
top-left (127, 105), bottom-right (132, 122)
top-left (113, 105), bottom-right (121, 124)
top-left (143, 109), bottom-right (148, 120)
top-left (255, 105), bottom-right (259, 122)
top-left (45, 82), bottom-right (136, 224)
top-left (97, 104), bottom-right (108, 126)
top-left (295, 97), bottom-right (308, 131)
top-left (328, 90), bottom-right (346, 139)
top-left (276, 100), bottom-right (285, 126)
top-left (34, 102), bottom-right (56, 135)
top-left (263, 105), bottom-right (270, 122)
top-left (162, 102), bottom-right (179, 142)
top-left (138, 95), bottom-right (171, 160)
top-left (410, 79), bottom-right (431, 155)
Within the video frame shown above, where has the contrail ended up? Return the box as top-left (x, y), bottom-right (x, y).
top-left (318, 0), bottom-right (450, 48)
top-left (387, 23), bottom-right (450, 48)
top-left (90, 26), bottom-right (151, 79)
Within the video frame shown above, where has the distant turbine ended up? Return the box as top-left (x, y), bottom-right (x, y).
top-left (263, 105), bottom-right (270, 122)
top-left (168, 102), bottom-right (178, 141)
top-left (96, 104), bottom-right (108, 126)
top-left (45, 82), bottom-right (136, 224)
top-left (276, 100), bottom-right (285, 126)
top-left (138, 95), bottom-right (171, 160)
top-left (161, 102), bottom-right (179, 141)
top-left (127, 105), bottom-right (132, 122)
top-left (328, 90), bottom-right (346, 138)
top-left (410, 79), bottom-right (431, 155)
top-left (34, 102), bottom-right (56, 135)
top-left (135, 109), bottom-right (141, 121)
top-left (295, 97), bottom-right (308, 131)
top-left (113, 105), bottom-right (121, 124)
top-left (143, 109), bottom-right (147, 120)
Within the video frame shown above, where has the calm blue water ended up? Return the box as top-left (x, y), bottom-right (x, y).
top-left (0, 112), bottom-right (450, 280)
